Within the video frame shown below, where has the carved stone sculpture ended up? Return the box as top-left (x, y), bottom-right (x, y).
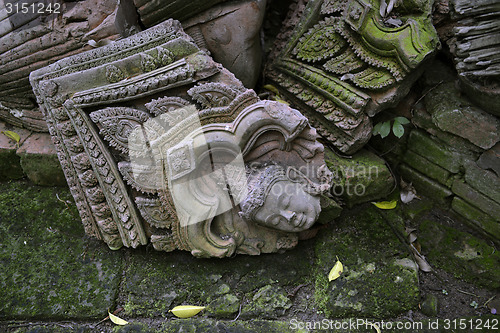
top-left (1, 0), bottom-right (265, 132)
top-left (0, 0), bottom-right (140, 131)
top-left (30, 20), bottom-right (332, 257)
top-left (267, 0), bottom-right (439, 153)
top-left (448, 0), bottom-right (500, 116)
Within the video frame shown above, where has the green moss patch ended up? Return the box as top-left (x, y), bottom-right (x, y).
top-left (313, 204), bottom-right (419, 319)
top-left (120, 240), bottom-right (313, 319)
top-left (0, 181), bottom-right (123, 319)
top-left (419, 219), bottom-right (500, 290)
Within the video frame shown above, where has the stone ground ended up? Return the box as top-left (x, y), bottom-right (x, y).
top-left (0, 180), bottom-right (498, 333)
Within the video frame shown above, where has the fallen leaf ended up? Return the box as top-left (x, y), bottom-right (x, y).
top-left (410, 243), bottom-right (432, 272)
top-left (328, 257), bottom-right (343, 281)
top-left (405, 227), bottom-right (418, 244)
top-left (400, 179), bottom-right (418, 203)
top-left (274, 96), bottom-right (289, 105)
top-left (169, 305), bottom-right (205, 318)
top-left (371, 200), bottom-right (397, 209)
top-left (368, 322), bottom-right (381, 333)
top-left (108, 311), bottom-right (128, 325)
top-left (262, 84), bottom-right (280, 95)
top-left (2, 130), bottom-right (20, 145)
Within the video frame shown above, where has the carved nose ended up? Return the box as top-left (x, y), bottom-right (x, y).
top-left (282, 210), bottom-right (296, 223)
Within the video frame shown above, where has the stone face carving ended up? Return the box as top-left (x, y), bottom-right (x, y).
top-left (267, 0), bottom-right (439, 153)
top-left (30, 20), bottom-right (332, 257)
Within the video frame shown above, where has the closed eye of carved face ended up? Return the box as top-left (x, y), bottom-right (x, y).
top-left (253, 180), bottom-right (321, 232)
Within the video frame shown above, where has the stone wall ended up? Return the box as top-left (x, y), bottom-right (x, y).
top-left (373, 60), bottom-right (500, 243)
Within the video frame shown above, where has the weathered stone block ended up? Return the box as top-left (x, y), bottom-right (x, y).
top-left (452, 197), bottom-right (500, 242)
top-left (16, 133), bottom-right (66, 186)
top-left (424, 82), bottom-right (500, 149)
top-left (0, 0), bottom-right (125, 131)
top-left (325, 148), bottom-right (393, 207)
top-left (399, 164), bottom-right (453, 206)
top-left (464, 160), bottom-right (500, 203)
top-left (477, 143), bottom-right (500, 177)
top-left (407, 130), bottom-right (463, 173)
top-left (314, 204), bottom-right (419, 318)
top-left (450, 0), bottom-right (500, 116)
top-left (419, 218), bottom-right (500, 289)
top-left (402, 150), bottom-right (451, 186)
top-left (0, 181), bottom-right (123, 319)
top-left (451, 180), bottom-right (500, 221)
top-left (0, 122), bottom-right (32, 180)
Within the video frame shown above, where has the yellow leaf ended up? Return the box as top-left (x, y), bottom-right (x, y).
top-left (371, 200), bottom-right (397, 209)
top-left (367, 322), bottom-right (381, 333)
top-left (169, 305), bottom-right (205, 318)
top-left (328, 257), bottom-right (343, 281)
top-left (274, 96), bottom-right (289, 105)
top-left (2, 130), bottom-right (20, 144)
top-left (262, 84), bottom-right (280, 95)
top-left (108, 311), bottom-right (128, 325)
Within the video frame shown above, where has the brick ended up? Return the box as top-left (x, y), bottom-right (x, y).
top-left (399, 164), bottom-right (453, 206)
top-left (407, 130), bottom-right (463, 173)
top-left (16, 133), bottom-right (66, 186)
top-left (425, 82), bottom-right (500, 150)
top-left (325, 148), bottom-right (393, 207)
top-left (452, 197), bottom-right (500, 242)
top-left (452, 180), bottom-right (500, 221)
top-left (464, 160), bottom-right (500, 203)
top-left (477, 143), bottom-right (500, 177)
top-left (403, 149), bottom-right (451, 186)
top-left (0, 122), bottom-right (31, 180)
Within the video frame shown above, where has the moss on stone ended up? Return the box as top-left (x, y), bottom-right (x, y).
top-left (119, 239), bottom-right (313, 318)
top-left (157, 318), bottom-right (296, 333)
top-left (0, 180), bottom-right (123, 320)
top-left (325, 148), bottom-right (394, 207)
top-left (241, 284), bottom-right (292, 319)
top-left (419, 219), bottom-right (500, 289)
top-left (207, 293), bottom-right (240, 318)
top-left (313, 204), bottom-right (419, 319)
top-left (0, 149), bottom-right (24, 181)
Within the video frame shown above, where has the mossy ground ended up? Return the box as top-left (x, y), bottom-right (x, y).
top-left (313, 203), bottom-right (420, 319)
top-left (1, 180), bottom-right (498, 332)
top-left (0, 181), bottom-right (124, 320)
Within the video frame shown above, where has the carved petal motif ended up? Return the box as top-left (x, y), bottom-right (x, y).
top-left (145, 97), bottom-right (191, 116)
top-left (90, 107), bottom-right (150, 155)
top-left (136, 197), bottom-right (174, 229)
top-left (294, 17), bottom-right (345, 62)
top-left (118, 161), bottom-right (162, 194)
top-left (350, 67), bottom-right (395, 89)
top-left (323, 48), bottom-right (365, 75)
top-left (188, 83), bottom-right (239, 109)
top-left (151, 235), bottom-right (177, 252)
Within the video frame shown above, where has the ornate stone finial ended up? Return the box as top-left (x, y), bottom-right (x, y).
top-left (267, 0), bottom-right (439, 153)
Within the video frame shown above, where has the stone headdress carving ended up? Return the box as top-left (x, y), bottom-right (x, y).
top-left (30, 19), bottom-right (333, 257)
